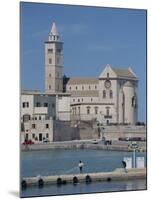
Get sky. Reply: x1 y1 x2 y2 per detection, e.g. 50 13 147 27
20 2 146 122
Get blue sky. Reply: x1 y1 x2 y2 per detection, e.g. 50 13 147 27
20 2 146 122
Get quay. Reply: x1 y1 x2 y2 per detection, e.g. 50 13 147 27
21 140 146 152
21 168 146 188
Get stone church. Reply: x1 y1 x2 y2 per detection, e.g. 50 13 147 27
45 22 138 125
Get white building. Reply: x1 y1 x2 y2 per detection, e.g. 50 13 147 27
66 65 138 125
21 90 71 143
21 22 139 143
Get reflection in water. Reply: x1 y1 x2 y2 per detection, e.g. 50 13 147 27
21 179 146 197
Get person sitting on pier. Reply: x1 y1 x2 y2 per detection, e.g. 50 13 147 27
78 160 84 173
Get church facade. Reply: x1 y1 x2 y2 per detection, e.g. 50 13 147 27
44 22 138 125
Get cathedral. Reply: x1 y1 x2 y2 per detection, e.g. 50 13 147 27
21 22 139 143
44 22 138 125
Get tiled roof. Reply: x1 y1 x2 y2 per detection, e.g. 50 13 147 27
112 68 137 78
67 77 99 85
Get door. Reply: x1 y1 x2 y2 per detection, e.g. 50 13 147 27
39 133 43 141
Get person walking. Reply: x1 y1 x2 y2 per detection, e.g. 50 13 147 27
78 160 84 173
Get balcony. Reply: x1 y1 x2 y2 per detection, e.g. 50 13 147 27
34 107 48 115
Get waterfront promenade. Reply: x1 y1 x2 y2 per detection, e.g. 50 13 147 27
21 139 146 152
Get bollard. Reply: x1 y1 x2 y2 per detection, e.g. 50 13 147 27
38 178 44 187
21 180 27 189
73 176 78 184
85 175 92 184
107 177 111 182
57 177 62 186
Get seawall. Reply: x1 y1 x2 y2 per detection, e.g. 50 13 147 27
21 168 146 187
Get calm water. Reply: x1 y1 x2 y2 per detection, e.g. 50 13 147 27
21 149 146 197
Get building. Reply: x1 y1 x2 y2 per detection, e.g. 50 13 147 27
21 22 139 143
67 65 138 125
21 90 71 143
44 22 138 125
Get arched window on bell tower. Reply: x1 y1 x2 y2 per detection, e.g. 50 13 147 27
103 90 106 98
110 90 113 98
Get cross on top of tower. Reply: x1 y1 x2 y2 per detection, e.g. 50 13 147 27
49 22 59 41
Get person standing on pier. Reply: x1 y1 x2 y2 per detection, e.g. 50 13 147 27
78 160 84 173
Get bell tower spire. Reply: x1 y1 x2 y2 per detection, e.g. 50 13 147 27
49 22 60 41
45 22 63 93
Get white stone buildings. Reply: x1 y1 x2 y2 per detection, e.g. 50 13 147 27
68 65 138 125
21 22 139 143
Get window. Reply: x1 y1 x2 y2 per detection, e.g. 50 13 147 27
106 107 110 116
46 124 49 128
73 99 75 102
39 116 41 120
78 107 80 114
36 102 41 107
39 133 43 141
52 103 55 108
75 107 77 115
48 48 53 53
132 96 137 107
103 90 106 98
76 86 78 90
69 86 71 90
95 107 98 115
32 124 36 129
49 85 51 89
44 102 48 107
110 90 113 98
49 73 51 77
23 114 30 122
95 85 97 90
89 86 91 90
34 117 37 120
25 134 28 140
46 133 49 138
32 134 35 139
49 58 52 64
87 106 90 115
91 98 93 102
82 98 83 102
78 99 80 102
22 102 29 108
57 49 61 53
107 73 109 78
82 86 84 90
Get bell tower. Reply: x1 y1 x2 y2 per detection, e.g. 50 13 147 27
45 22 63 93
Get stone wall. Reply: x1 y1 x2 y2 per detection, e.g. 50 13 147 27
53 120 80 141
